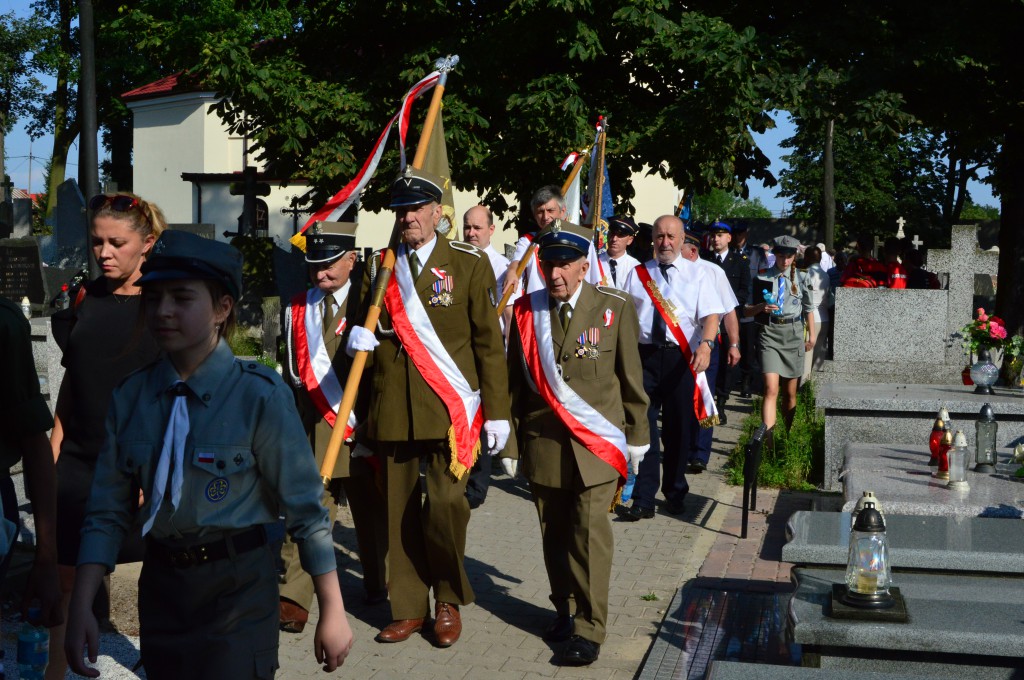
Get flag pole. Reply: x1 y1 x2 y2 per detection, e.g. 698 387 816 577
494 150 588 316
585 116 608 230
319 55 460 484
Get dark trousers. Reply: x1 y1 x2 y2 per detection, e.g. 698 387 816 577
715 328 736 400
0 475 18 581
632 345 694 510
465 441 492 509
690 342 719 465
738 321 761 393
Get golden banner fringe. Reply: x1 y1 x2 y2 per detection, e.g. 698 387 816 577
446 424 480 481
699 414 720 429
608 485 623 513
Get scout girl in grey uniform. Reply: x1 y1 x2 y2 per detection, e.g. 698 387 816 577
64 231 352 679
745 235 816 433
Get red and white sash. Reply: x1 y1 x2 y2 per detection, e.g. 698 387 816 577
384 248 483 479
289 289 358 437
514 290 628 479
634 263 719 428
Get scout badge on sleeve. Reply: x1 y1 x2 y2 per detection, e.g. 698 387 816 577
430 268 454 307
576 327 600 359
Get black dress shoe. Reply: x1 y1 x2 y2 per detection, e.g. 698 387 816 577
665 497 686 515
561 635 600 666
541 614 574 642
718 410 728 426
688 460 706 474
618 505 655 522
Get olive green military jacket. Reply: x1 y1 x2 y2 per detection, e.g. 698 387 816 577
507 283 650 489
361 239 510 443
285 278 368 479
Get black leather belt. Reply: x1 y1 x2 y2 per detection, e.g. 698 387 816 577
148 525 267 569
768 315 802 325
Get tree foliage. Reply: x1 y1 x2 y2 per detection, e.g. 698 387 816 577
691 188 771 224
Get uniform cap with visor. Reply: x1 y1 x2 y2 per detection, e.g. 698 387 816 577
389 167 444 208
772 234 801 255
136 230 243 300
537 220 592 262
305 221 357 264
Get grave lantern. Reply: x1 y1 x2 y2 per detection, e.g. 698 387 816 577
974 403 998 473
947 430 970 489
841 502 895 609
970 347 998 395
928 414 945 467
935 427 953 480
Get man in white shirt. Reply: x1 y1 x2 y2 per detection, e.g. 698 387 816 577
617 216 726 519
461 204 510 509
597 216 642 289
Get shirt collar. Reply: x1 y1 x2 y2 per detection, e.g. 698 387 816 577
329 281 351 308
406 233 438 264
557 281 585 310
148 338 235 407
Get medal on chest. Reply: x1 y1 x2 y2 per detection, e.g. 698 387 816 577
575 327 600 359
429 269 454 307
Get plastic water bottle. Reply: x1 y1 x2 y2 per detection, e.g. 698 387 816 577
17 610 48 680
621 470 636 503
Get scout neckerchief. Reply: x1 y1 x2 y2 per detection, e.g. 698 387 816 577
143 381 189 536
634 262 719 428
513 288 628 480
384 244 483 480
288 287 357 436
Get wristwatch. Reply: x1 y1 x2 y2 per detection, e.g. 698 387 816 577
729 343 739 348
702 339 714 349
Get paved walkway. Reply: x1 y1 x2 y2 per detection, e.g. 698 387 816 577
2 396 808 679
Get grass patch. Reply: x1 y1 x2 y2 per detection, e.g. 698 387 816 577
640 592 659 602
725 381 823 491
228 333 279 369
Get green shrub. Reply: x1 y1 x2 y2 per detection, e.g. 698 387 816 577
725 381 823 490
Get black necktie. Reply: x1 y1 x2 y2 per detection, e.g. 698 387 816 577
651 264 671 344
609 259 617 285
717 253 724 265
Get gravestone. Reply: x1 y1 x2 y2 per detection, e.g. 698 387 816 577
0 176 13 238
12 197 33 239
38 179 88 270
0 238 47 308
820 224 997 385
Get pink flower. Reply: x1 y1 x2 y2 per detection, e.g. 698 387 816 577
977 309 989 322
991 325 1007 340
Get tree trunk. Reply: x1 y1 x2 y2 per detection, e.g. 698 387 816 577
822 118 835 249
942 137 958 224
995 128 1024 336
43 0 76 223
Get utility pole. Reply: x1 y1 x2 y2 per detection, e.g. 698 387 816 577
79 0 100 276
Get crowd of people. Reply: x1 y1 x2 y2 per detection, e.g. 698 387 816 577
1 176 945 678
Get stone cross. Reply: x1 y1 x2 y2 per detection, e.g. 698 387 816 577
0 175 13 202
896 216 906 239
911 234 923 250
925 225 999 368
873 235 884 258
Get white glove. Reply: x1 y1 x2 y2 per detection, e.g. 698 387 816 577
350 442 373 459
501 458 518 478
346 326 379 357
483 420 511 456
627 444 650 476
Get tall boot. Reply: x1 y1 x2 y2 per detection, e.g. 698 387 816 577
715 393 728 426
739 376 751 399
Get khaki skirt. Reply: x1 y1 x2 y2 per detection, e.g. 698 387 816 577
758 320 805 379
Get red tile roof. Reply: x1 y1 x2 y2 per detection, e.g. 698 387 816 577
121 72 206 101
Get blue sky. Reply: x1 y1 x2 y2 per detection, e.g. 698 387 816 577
3 0 997 213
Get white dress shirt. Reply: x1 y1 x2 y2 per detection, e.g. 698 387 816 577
621 256 728 348
598 251 641 289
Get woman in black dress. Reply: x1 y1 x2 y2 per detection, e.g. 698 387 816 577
47 193 165 678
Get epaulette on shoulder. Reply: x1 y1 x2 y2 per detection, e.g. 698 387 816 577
449 240 482 258
237 359 280 385
596 286 628 303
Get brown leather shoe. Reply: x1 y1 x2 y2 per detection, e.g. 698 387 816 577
433 602 462 647
279 598 309 634
375 618 425 643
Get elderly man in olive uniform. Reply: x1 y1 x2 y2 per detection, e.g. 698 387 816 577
279 221 388 633
505 221 649 666
347 168 510 649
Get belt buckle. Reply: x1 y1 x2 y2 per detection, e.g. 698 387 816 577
169 549 194 568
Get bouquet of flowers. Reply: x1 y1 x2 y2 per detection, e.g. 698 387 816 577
960 308 1007 355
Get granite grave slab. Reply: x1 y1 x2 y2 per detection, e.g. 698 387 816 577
788 567 1024 677
0 237 47 307
840 443 1023 517
783 511 1024 572
706 660 905 680
816 381 1024 491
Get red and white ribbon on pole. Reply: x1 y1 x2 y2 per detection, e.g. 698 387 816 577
299 71 441 232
